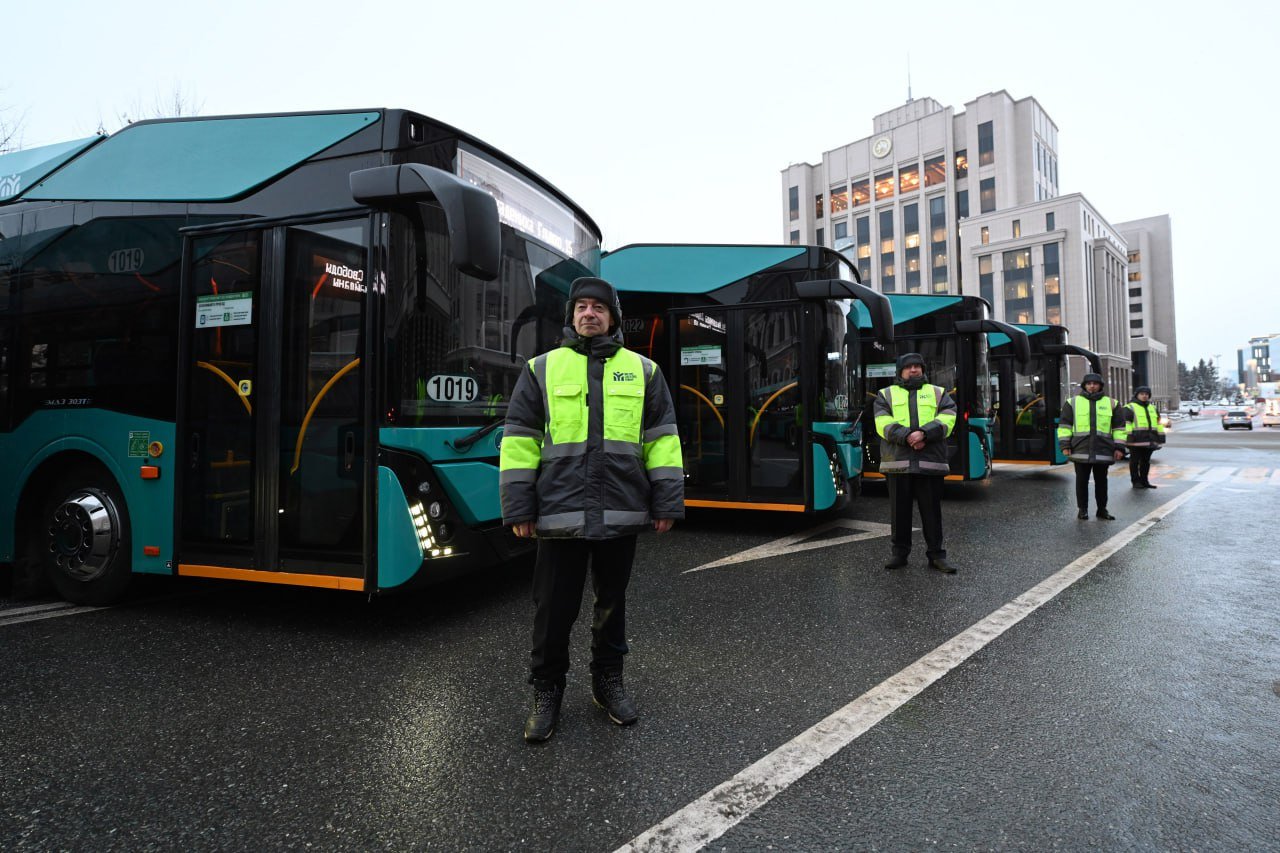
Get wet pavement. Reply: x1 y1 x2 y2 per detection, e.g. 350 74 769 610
2 422 1277 851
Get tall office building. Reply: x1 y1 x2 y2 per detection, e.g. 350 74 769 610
779 90 1179 401
1238 333 1279 391
1116 215 1178 408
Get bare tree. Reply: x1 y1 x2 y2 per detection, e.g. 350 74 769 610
113 83 204 131
1 94 24 153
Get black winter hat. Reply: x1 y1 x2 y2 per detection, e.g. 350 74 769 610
1081 372 1105 389
896 352 925 375
564 277 623 328
1134 385 1152 396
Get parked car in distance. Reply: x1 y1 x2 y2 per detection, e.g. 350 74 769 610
1222 410 1253 430
1262 399 1280 428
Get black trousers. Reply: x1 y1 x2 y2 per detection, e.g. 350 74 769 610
885 474 945 560
1129 447 1154 484
1074 462 1110 510
529 535 636 687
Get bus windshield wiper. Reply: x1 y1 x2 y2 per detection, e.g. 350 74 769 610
450 417 503 452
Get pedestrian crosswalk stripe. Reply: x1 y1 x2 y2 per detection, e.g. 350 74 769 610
1147 465 1276 486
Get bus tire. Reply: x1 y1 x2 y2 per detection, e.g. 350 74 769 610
40 472 133 606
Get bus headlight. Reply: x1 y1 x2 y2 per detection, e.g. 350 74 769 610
428 501 444 519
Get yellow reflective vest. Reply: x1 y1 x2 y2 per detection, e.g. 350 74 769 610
1057 394 1125 463
499 332 684 539
1122 401 1166 448
873 382 957 475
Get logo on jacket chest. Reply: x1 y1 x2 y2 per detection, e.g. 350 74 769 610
612 371 637 382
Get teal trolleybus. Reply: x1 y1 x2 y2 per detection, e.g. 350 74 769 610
853 294 1029 482
988 324 1100 465
0 108 600 604
600 243 892 514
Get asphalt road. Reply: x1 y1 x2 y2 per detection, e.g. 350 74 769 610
2 421 1278 851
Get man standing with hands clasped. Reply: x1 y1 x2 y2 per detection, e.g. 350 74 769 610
874 352 958 574
1057 372 1126 520
499 277 684 744
1123 385 1166 489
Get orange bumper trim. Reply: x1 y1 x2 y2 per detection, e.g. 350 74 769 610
178 564 364 591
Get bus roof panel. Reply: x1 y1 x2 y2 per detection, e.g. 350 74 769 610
990 324 1053 348
851 293 962 329
23 112 380 202
602 244 807 294
0 137 101 203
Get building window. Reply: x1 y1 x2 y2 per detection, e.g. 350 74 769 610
833 220 849 242
816 227 824 246
955 150 968 179
1128 271 1142 281
855 216 871 283
980 226 989 245
979 254 993 306
1128 250 1140 263
956 190 969 219
874 172 895 201
879 209 895 292
929 195 947 292
924 155 946 187
904 203 921 293
815 194 824 219
978 121 994 166
1002 248 1032 324
1046 211 1055 231
979 177 995 213
899 164 920 195
789 186 799 221
830 186 849 215
851 178 871 207
1129 287 1142 298
1012 219 1021 238
1044 242 1061 326
789 230 800 245
1130 319 1143 329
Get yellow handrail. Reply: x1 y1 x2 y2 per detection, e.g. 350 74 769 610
749 382 798 446
290 358 361 475
196 361 252 415
679 384 724 428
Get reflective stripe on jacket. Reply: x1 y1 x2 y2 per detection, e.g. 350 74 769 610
1122 401 1165 447
499 335 684 539
873 382 957 475
1056 394 1125 463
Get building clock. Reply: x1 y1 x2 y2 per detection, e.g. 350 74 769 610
872 136 892 158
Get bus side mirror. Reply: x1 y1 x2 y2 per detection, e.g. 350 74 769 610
350 163 501 281
795 279 894 347
955 318 1031 368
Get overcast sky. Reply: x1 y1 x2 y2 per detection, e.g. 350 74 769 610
4 0 1275 370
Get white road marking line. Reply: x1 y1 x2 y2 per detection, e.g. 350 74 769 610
618 481 1212 853
0 604 109 627
1200 466 1236 482
685 519 895 572
0 601 80 618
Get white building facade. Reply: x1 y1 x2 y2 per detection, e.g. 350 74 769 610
1116 214 1178 408
779 89 1175 402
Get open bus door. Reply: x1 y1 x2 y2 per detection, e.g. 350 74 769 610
954 318 1029 473
989 327 1099 464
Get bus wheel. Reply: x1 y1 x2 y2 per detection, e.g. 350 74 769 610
41 474 133 606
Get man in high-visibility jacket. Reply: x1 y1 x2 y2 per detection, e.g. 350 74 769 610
874 352 958 574
1057 372 1126 520
499 277 684 743
1123 385 1166 489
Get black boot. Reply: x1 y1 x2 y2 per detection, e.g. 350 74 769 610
1077 509 1089 520
884 554 909 570
1096 509 1116 520
1143 481 1158 489
524 682 563 743
592 671 638 726
929 556 958 574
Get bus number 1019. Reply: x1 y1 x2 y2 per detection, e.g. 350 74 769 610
426 375 479 403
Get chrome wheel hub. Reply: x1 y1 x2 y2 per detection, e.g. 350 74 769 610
47 490 120 582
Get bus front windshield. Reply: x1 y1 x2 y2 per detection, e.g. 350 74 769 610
383 207 600 427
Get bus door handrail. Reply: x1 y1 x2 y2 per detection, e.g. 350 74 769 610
196 361 252 415
679 385 725 428
290 357 361 475
749 382 799 447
